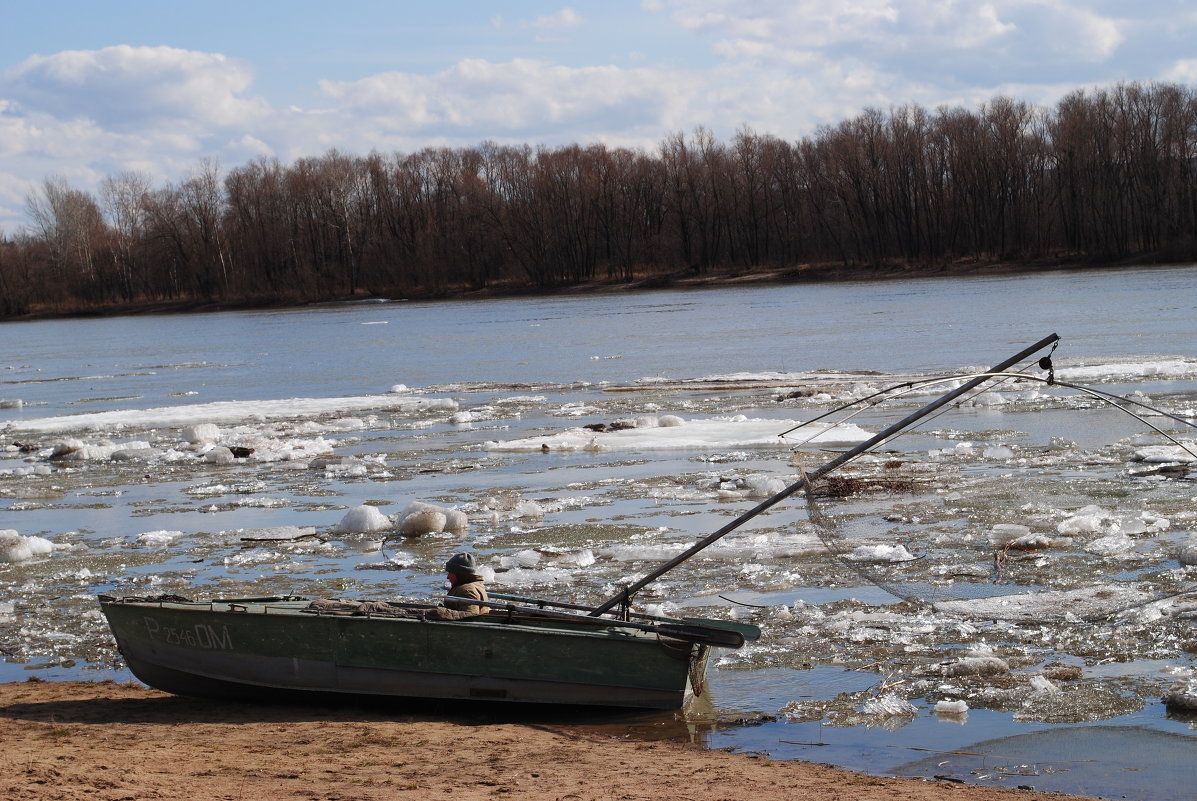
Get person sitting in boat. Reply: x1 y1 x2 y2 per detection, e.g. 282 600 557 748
444 552 488 615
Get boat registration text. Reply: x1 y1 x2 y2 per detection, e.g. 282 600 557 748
142 616 233 650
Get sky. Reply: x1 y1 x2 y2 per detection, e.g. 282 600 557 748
2 0 1196 233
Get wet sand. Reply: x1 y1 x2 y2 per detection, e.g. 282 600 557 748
0 680 1091 801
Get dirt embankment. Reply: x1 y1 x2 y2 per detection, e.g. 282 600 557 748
0 680 1090 801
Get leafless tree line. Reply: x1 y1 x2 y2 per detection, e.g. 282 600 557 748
3 81 1196 318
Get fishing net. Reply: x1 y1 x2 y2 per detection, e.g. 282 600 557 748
783 361 1197 624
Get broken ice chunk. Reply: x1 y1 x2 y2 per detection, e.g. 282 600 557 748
0 530 54 563
933 699 969 715
1163 680 1197 712
845 544 915 562
183 423 221 444
334 505 392 533
861 693 917 717
939 656 1010 677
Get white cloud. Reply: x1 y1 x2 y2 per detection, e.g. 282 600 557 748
526 7 586 29
668 1 901 45
0 170 30 215
1163 59 1197 84
316 58 697 145
2 45 267 131
651 1 1133 80
306 55 956 157
1 2 1195 234
0 45 281 232
998 3 1125 63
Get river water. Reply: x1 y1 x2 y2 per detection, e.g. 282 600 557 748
4 265 1197 798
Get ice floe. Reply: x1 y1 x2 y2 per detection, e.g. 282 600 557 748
183 423 221 444
1132 443 1197 463
934 585 1158 621
933 699 969 715
1162 680 1197 712
3 393 459 434
470 497 546 525
396 501 469 535
133 530 185 548
695 472 791 499
217 525 320 545
485 415 870 453
989 524 1055 550
0 530 54 563
845 544 917 562
1055 359 1197 383
333 505 392 533
48 438 154 461
1055 505 1171 536
860 693 917 718
939 656 1010 677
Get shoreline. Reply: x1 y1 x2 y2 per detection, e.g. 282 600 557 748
0 679 1090 801
4 256 1185 323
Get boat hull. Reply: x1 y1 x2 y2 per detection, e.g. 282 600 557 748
100 597 708 710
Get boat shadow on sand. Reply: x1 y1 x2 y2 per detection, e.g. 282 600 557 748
1 679 711 740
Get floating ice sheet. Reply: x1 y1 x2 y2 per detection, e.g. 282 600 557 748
1056 359 1197 383
3 394 459 434
485 416 870 452
934 585 1158 621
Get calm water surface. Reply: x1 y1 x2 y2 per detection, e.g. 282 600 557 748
6 264 1196 415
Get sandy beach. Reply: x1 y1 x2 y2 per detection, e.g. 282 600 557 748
0 680 1092 801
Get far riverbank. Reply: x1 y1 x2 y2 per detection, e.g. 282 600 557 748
3 254 1181 323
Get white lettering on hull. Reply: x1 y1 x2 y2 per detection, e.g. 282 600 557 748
142 616 233 650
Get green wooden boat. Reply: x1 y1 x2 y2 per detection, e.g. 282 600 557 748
98 593 752 710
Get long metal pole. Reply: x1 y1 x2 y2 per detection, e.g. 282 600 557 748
589 333 1061 616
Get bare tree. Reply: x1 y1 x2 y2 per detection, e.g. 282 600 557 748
25 176 110 304
11 80 1197 320
178 159 230 300
100 170 153 301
